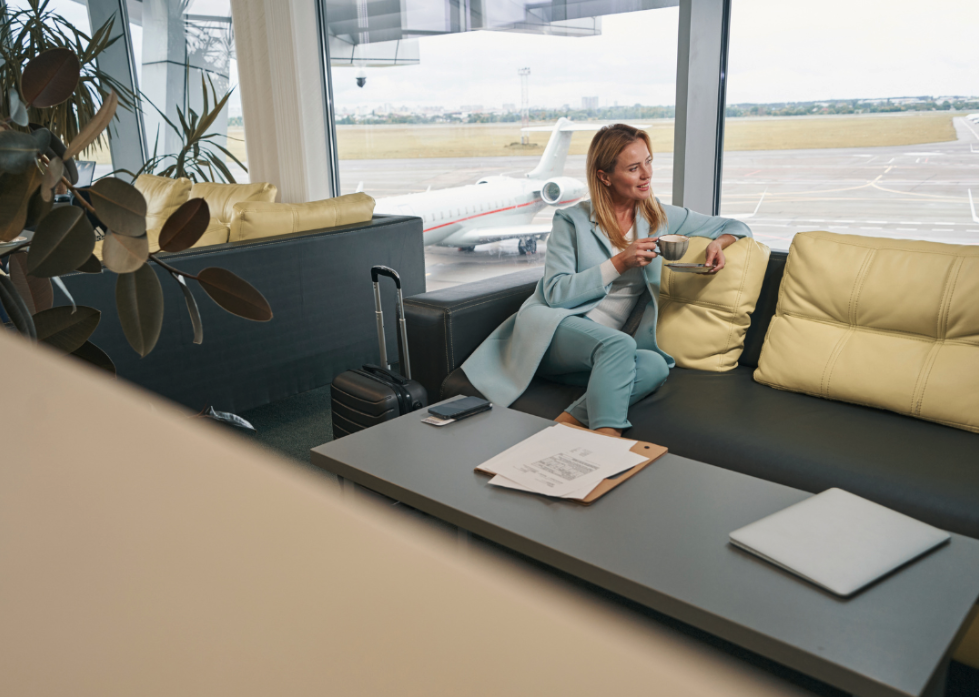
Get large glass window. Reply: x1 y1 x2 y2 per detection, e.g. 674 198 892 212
131 0 247 183
6 0 247 182
326 1 679 289
720 0 979 252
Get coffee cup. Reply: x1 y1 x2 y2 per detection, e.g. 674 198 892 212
656 234 689 262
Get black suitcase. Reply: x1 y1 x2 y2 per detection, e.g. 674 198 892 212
330 266 428 438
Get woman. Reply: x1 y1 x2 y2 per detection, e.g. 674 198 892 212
461 124 752 436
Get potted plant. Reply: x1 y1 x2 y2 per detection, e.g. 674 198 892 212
1 26 271 373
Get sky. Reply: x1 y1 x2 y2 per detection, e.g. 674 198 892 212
332 0 978 111
10 0 978 116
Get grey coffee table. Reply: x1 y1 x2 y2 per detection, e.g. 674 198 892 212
311 401 979 697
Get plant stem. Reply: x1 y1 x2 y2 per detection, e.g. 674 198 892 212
148 253 198 281
62 178 98 214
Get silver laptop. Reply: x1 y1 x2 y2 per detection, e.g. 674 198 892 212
729 488 950 597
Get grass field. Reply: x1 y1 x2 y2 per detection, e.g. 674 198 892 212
330 111 958 160
80 111 959 166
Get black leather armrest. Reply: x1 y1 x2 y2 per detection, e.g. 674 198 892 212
404 268 544 403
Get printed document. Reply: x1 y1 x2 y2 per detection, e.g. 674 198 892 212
479 425 645 499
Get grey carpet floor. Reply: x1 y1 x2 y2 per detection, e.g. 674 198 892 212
238 384 334 463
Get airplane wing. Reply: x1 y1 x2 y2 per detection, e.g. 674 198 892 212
440 224 552 246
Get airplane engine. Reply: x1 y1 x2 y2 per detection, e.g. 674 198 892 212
539 177 587 206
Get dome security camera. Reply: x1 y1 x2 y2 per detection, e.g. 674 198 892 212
356 69 367 88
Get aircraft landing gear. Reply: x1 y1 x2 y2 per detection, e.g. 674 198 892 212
458 246 476 252
518 238 537 255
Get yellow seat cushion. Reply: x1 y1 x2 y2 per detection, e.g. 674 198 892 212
754 231 979 432
228 193 376 243
134 174 191 251
657 236 770 371
954 606 979 669
189 182 278 225
191 220 230 248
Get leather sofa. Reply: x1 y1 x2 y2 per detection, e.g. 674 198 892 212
404 253 979 542
64 214 424 414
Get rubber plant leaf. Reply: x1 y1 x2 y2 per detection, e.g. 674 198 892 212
40 156 64 202
26 205 96 278
20 48 81 108
71 341 116 375
76 254 103 274
116 263 164 357
196 267 272 322
33 305 100 354
0 168 42 242
0 272 37 339
0 130 41 174
172 272 203 344
9 90 29 127
8 252 53 315
64 89 118 160
158 198 210 252
88 178 147 237
101 230 148 274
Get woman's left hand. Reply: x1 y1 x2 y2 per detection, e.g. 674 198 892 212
704 241 727 274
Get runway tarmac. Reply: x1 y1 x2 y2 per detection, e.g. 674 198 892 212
345 116 979 290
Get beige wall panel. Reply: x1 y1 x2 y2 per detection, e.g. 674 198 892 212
0 331 808 697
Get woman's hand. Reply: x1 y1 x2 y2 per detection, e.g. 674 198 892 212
704 239 729 274
612 237 659 273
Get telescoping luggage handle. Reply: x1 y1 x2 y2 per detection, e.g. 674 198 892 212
371 265 412 380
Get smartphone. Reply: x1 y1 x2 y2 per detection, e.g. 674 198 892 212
428 396 492 420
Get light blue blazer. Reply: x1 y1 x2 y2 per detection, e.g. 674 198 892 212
461 200 752 406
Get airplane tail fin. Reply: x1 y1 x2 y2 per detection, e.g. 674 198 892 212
523 119 651 181
525 117 575 181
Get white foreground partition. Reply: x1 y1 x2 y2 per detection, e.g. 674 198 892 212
0 328 811 697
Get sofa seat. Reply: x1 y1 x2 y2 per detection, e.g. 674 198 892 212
411 258 979 539
442 360 979 541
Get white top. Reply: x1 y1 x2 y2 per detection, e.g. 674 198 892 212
586 226 647 330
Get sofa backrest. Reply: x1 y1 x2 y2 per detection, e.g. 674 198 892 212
739 250 788 368
404 251 791 403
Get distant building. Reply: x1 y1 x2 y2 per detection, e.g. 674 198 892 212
582 96 599 110
461 104 484 113
502 103 516 113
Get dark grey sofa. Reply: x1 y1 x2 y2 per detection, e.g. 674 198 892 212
404 253 979 541
62 215 424 414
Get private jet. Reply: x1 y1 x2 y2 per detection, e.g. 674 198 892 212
373 118 600 254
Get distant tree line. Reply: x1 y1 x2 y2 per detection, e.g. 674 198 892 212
335 97 978 126
726 97 979 118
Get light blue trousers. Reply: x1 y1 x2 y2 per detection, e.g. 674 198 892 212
537 315 670 430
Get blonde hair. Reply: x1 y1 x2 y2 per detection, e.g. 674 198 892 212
586 124 666 250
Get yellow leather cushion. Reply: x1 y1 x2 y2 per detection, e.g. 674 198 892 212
657 236 770 371
754 231 979 432
192 220 230 248
229 193 376 243
134 174 191 250
189 182 278 224
954 606 979 669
